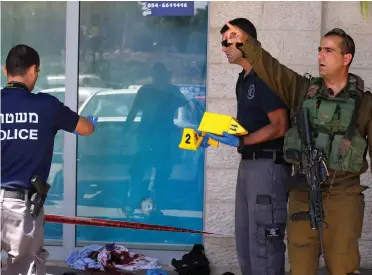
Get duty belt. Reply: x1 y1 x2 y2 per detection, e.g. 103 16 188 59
1 189 34 201
241 151 287 164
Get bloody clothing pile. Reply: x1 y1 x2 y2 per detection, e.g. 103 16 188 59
66 243 160 272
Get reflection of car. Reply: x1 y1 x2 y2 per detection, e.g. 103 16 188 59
38 74 110 107
39 86 109 108
45 74 106 88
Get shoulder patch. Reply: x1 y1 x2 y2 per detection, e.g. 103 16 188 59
307 84 319 98
247 84 255 100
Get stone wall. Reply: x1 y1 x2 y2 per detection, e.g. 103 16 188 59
204 1 372 274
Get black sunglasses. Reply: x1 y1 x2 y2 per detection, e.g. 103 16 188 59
221 40 233 47
329 28 351 54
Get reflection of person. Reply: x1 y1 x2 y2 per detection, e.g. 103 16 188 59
221 22 372 274
203 18 291 275
125 62 188 213
1 44 98 275
126 62 188 132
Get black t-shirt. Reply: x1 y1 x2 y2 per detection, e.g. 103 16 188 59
1 82 80 190
236 69 289 154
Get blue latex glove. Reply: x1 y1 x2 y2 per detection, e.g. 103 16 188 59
146 269 168 275
88 115 98 127
73 115 98 135
200 135 211 148
191 128 210 149
205 131 239 147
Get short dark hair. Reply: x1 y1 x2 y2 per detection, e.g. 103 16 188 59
324 28 355 66
220 18 257 39
5 44 40 76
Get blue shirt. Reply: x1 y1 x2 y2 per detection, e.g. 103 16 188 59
1 82 79 190
236 69 289 153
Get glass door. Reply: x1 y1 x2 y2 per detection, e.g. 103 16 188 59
74 1 209 264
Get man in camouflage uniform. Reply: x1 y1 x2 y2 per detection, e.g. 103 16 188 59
217 23 372 274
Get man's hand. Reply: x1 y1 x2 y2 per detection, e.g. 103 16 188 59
191 128 211 149
200 134 211 149
205 132 239 148
222 22 249 44
73 115 98 136
86 116 98 128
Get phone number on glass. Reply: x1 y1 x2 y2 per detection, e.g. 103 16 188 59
144 2 189 8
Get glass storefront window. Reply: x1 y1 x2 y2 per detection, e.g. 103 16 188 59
76 1 208 248
1 2 67 244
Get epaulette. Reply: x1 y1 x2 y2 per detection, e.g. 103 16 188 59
364 87 372 95
349 73 365 96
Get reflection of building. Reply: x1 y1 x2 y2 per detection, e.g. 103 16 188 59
2 1 372 273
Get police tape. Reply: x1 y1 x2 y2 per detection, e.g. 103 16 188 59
44 214 226 236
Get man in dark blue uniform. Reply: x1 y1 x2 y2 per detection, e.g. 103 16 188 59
205 18 292 275
1 44 98 275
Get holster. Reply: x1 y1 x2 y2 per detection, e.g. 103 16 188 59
29 193 47 217
29 175 50 217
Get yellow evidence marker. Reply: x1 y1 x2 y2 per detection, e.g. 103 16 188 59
179 128 219 151
198 112 248 136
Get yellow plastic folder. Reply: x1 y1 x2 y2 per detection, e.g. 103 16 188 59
179 112 248 151
198 112 248 136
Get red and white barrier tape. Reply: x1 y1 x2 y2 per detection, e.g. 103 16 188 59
45 214 226 236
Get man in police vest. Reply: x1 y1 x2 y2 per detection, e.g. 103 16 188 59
1 44 98 275
204 18 292 275
212 23 372 274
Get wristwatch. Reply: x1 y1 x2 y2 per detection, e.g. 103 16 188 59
237 135 246 153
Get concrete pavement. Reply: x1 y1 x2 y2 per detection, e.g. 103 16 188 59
21 265 372 275
2 263 372 274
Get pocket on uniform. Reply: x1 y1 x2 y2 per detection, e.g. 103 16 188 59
273 201 288 225
339 102 354 131
287 192 316 247
283 127 302 165
3 198 28 217
328 133 367 173
328 134 343 171
315 100 337 125
342 134 367 173
254 195 273 225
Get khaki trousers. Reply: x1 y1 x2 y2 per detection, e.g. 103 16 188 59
1 189 49 275
287 184 365 275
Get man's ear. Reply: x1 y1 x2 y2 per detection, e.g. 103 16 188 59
27 65 38 78
344 53 353 66
3 65 8 77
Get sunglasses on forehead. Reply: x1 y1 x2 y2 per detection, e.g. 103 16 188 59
221 40 233 47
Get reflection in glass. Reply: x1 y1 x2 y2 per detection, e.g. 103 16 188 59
76 2 208 248
0 2 67 243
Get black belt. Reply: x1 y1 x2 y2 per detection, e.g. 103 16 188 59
1 189 34 201
241 151 287 164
